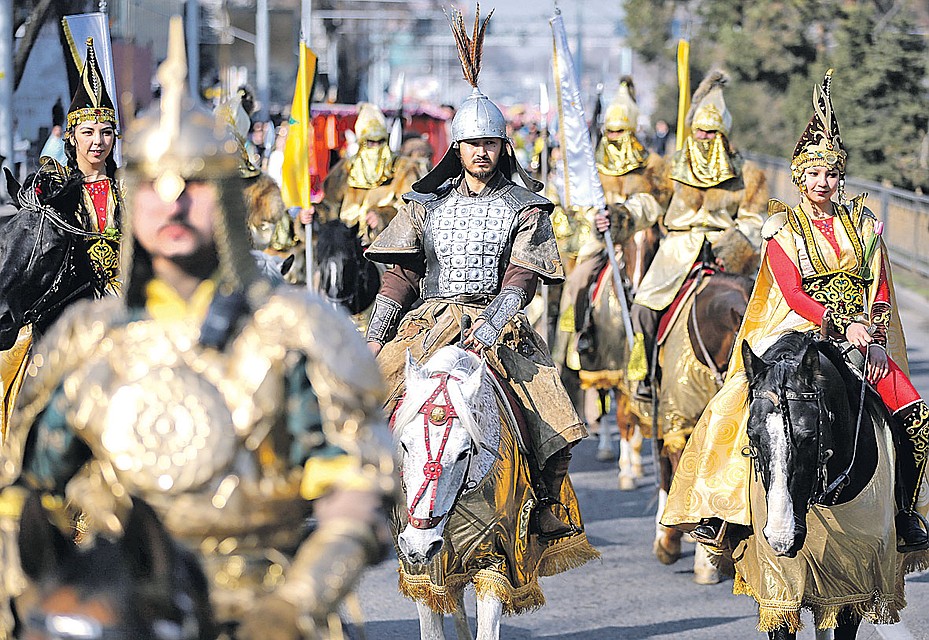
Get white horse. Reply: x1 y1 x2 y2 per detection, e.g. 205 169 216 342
392 345 596 640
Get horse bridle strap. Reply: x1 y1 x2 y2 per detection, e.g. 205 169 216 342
407 372 465 530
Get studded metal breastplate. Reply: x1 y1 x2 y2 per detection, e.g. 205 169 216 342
421 188 520 301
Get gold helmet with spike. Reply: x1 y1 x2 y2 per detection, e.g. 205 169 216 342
122 17 240 203
354 103 390 143
687 70 732 136
604 76 639 132
120 16 258 307
790 69 846 186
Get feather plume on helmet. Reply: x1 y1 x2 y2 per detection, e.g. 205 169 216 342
686 69 732 136
411 4 543 194
790 69 846 186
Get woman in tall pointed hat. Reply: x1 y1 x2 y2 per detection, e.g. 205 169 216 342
662 70 929 623
20 36 122 293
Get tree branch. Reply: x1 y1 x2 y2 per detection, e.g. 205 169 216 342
13 0 57 91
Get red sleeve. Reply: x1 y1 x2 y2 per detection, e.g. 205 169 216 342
767 240 827 326
874 253 889 305
501 264 539 302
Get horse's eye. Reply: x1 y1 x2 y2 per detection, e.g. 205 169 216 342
399 441 409 453
456 449 470 461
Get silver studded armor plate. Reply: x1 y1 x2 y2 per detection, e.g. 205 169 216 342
422 190 520 301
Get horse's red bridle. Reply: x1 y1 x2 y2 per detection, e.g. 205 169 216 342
405 372 466 530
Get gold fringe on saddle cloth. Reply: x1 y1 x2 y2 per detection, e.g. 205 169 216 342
726 415 926 633
394 393 598 616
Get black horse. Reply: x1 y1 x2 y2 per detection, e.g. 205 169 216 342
16 491 215 640
743 331 881 640
313 220 380 315
0 174 106 350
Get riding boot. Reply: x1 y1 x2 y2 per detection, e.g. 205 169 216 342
630 304 662 401
891 401 929 552
534 448 578 541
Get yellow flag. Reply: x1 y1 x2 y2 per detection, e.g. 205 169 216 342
675 39 690 151
281 42 318 209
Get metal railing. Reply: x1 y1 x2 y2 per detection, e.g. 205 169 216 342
746 152 929 278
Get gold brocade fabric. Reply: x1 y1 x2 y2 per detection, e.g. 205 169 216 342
732 416 904 631
802 271 867 329
669 135 740 189
633 162 767 312
595 133 648 177
0 326 33 443
395 403 598 615
377 300 587 466
662 201 908 530
657 291 722 454
346 144 395 190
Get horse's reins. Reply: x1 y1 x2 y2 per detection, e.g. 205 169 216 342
818 341 870 504
406 372 473 530
688 266 748 387
748 343 869 509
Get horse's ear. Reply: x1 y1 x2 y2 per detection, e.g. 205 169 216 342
405 349 425 384
3 167 21 208
741 340 765 384
120 497 176 584
350 221 360 236
18 491 74 583
801 343 821 376
461 361 486 400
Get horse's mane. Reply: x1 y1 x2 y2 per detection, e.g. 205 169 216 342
393 346 495 450
759 331 826 390
314 220 362 262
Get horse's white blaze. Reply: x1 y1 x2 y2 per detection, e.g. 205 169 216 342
395 346 500 565
763 412 796 554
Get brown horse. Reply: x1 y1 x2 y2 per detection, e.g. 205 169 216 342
652 269 753 582
571 224 662 488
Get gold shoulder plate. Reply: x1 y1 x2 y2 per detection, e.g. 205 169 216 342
762 200 790 240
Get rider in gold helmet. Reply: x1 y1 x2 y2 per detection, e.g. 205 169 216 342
0 18 396 640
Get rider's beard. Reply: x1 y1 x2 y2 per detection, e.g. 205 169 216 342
464 157 497 180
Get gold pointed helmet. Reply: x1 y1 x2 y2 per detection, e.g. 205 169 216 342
687 70 732 136
790 69 846 185
604 76 639 132
120 16 257 306
354 103 390 143
122 17 240 202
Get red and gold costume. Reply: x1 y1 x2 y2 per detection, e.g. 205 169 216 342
663 69 928 632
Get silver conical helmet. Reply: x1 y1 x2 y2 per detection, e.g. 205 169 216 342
451 87 507 142
446 5 506 143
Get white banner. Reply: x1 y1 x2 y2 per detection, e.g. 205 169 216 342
550 11 604 210
62 12 122 165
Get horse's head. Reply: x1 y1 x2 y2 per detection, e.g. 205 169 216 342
313 220 379 314
743 334 828 557
393 346 495 564
17 492 214 640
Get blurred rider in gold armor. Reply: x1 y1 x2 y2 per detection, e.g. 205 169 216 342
0 19 395 640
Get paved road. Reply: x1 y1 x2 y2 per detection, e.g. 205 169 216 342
356 285 929 640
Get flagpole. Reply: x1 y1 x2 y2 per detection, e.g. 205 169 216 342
539 81 550 345
301 0 314 290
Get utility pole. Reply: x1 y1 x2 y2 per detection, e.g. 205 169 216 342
0 0 12 200
302 0 312 44
186 0 200 98
256 0 269 120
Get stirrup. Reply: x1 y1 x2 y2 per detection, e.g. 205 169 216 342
896 510 929 553
691 518 728 548
534 499 583 542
